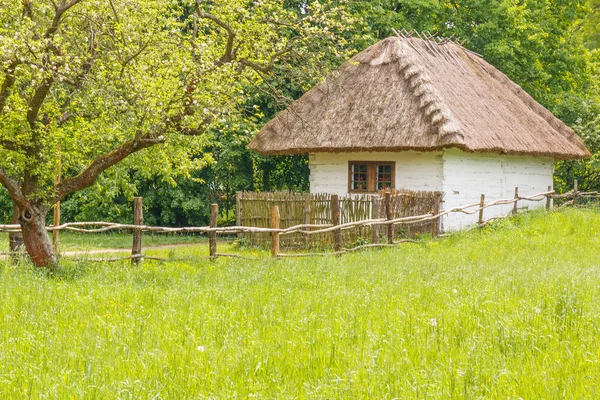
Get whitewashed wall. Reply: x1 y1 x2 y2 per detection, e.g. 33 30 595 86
308 149 554 233
441 149 554 231
309 151 444 196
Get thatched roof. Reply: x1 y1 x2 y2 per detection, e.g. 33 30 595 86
249 36 590 160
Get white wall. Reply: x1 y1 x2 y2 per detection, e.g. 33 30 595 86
309 151 444 196
441 149 554 231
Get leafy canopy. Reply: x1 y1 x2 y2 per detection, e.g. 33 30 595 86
0 0 352 207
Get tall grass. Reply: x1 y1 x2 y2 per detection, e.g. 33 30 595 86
0 208 599 398
0 231 205 252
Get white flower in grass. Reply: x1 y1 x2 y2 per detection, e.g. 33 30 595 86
197 345 205 352
430 318 437 327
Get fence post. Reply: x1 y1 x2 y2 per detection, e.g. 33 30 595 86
573 179 578 206
235 191 242 239
371 197 380 244
513 187 519 215
52 147 61 253
304 193 311 248
331 194 342 252
132 197 143 264
385 190 393 244
270 205 280 257
546 185 552 211
52 201 61 252
209 203 218 259
478 194 485 225
432 192 441 237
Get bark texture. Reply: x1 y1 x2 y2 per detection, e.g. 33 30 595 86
19 205 57 269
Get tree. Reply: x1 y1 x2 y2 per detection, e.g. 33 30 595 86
0 0 352 268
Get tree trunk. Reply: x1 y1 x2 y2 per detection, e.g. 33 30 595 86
19 205 57 269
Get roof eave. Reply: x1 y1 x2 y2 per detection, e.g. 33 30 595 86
248 144 591 160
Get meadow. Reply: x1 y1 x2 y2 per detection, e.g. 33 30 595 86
0 208 599 399
0 231 204 253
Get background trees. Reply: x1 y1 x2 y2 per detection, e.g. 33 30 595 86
0 0 598 250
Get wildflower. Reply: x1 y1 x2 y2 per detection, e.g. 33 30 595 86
430 318 437 327
197 345 205 352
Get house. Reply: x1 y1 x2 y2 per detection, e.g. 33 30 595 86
248 35 590 231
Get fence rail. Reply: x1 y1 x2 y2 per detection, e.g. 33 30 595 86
2 185 599 263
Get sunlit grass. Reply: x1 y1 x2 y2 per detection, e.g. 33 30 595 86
0 231 207 252
0 208 599 398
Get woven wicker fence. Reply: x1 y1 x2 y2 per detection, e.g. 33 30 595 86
236 190 442 248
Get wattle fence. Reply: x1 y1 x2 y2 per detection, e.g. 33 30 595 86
0 182 598 263
235 190 442 248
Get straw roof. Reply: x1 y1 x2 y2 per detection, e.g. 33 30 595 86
249 36 590 160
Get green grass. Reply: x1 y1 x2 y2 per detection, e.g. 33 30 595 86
0 231 206 252
1 208 599 398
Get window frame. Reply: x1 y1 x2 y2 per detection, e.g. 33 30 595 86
348 161 396 193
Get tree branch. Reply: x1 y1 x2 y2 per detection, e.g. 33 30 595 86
54 136 165 201
27 76 54 128
26 1 83 128
0 139 24 152
22 0 35 20
239 40 299 73
119 39 151 78
195 4 298 74
0 60 20 112
196 7 236 65
0 168 27 208
46 0 84 38
56 24 98 126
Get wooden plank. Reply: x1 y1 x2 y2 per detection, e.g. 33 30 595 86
513 187 519 214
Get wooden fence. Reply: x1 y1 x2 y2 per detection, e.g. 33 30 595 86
1 182 598 264
236 190 442 248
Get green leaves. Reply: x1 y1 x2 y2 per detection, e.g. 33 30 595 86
0 0 354 209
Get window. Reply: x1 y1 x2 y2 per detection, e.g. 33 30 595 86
348 161 395 192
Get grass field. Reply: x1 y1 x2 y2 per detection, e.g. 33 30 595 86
0 230 205 252
0 208 599 398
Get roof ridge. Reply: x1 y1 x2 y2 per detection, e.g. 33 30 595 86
393 40 464 145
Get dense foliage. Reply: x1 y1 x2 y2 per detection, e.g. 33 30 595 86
1 0 598 228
